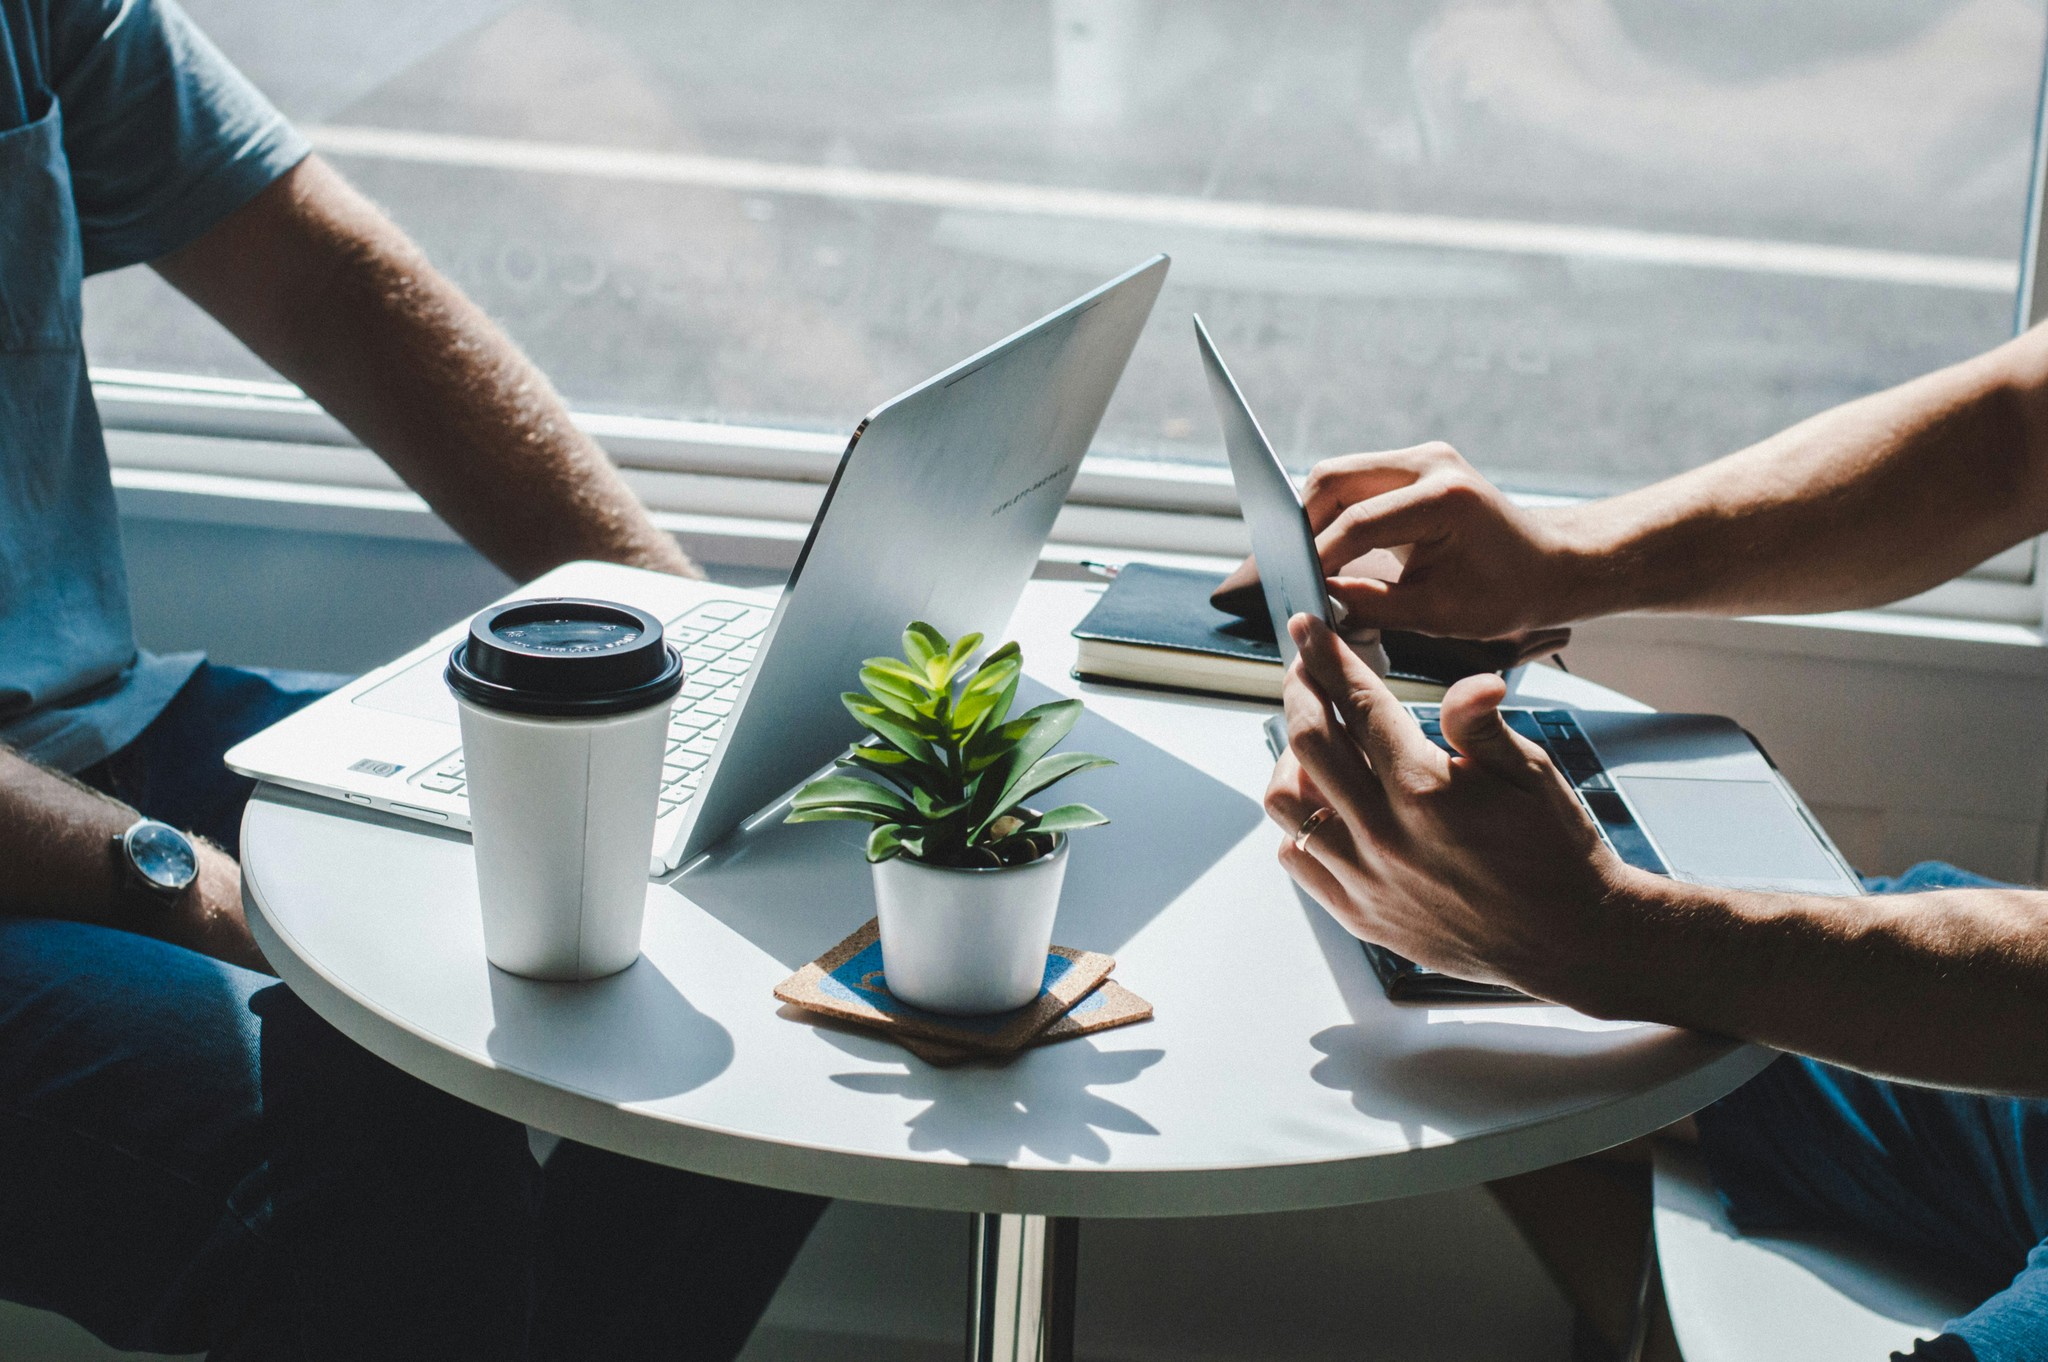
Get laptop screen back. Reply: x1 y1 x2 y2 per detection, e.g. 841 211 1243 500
1194 316 1330 668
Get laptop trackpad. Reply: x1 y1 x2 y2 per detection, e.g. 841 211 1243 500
1615 776 1854 893
354 653 459 725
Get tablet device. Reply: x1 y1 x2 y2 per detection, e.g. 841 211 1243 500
1193 316 1334 669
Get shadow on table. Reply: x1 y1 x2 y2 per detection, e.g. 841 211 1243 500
678 677 1264 969
1291 884 1708 1149
809 1027 1166 1165
484 956 734 1102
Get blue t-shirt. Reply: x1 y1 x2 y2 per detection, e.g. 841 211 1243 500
0 0 306 772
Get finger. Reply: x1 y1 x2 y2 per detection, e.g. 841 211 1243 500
1438 674 1550 789
1262 749 1329 832
1290 613 1446 786
1281 655 1391 834
1313 485 1450 575
1299 446 1450 530
1218 447 1452 618
1302 448 1433 528
1264 751 1375 929
1276 837 1352 920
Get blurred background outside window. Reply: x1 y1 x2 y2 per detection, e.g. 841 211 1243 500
91 0 2048 497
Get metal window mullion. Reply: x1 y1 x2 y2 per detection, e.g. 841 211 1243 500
2018 21 2048 626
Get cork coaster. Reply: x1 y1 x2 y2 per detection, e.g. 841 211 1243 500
895 979 1154 1067
773 918 1114 1056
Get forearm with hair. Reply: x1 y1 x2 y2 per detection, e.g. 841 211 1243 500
154 157 695 584
1576 873 2048 1097
1540 327 2048 621
0 745 150 924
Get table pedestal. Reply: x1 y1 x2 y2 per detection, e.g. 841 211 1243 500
967 1214 1078 1362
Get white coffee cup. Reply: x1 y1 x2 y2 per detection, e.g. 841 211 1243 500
445 598 683 980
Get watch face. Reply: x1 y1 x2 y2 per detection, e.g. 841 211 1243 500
128 822 198 893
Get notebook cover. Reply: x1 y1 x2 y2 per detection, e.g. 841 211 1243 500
774 919 1115 1054
1070 563 1521 688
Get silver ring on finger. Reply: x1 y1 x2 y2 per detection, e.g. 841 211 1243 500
1294 805 1337 852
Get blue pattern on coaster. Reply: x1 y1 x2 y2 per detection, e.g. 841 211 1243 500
816 939 1075 1034
1063 985 1108 1019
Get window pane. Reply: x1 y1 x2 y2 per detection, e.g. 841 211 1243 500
83 0 2044 492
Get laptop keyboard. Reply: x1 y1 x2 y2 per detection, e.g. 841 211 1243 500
1408 705 1669 877
409 600 774 819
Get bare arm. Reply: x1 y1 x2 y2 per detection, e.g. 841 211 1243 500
152 156 696 583
0 748 264 972
1599 874 2048 1096
1268 615 2048 1097
1554 326 2048 619
1218 326 2048 636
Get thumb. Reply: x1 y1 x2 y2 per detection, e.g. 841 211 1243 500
1438 674 1547 788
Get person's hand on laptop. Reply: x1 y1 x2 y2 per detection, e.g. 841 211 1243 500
1263 611 1636 1003
1214 442 1578 650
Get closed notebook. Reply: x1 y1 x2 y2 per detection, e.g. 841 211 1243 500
1071 562 1523 703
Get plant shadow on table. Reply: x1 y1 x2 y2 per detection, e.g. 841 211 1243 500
676 676 1265 969
484 957 735 1102
808 1026 1166 1165
1290 886 1725 1152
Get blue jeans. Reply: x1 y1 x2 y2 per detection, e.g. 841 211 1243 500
1696 862 2048 1362
4 663 824 1360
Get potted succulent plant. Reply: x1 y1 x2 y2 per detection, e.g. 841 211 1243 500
786 623 1113 1015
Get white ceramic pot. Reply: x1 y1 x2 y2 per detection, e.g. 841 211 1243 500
871 836 1069 1015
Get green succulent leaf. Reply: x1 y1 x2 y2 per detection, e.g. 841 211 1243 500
909 785 971 820
943 631 984 674
977 751 1114 837
953 645 1021 737
997 700 1083 773
858 672 930 722
965 713 1037 771
1025 803 1110 834
840 743 911 766
790 774 915 816
842 694 936 763
1009 751 1114 803
786 805 896 825
860 657 936 696
960 702 1078 833
839 746 950 801
864 823 907 861
902 622 946 672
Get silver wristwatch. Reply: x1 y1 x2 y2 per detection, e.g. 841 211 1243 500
111 818 200 903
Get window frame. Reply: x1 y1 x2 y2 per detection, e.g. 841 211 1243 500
92 30 2048 635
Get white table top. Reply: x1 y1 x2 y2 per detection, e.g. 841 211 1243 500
242 579 1770 1218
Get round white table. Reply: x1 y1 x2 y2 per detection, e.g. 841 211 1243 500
242 579 1772 1362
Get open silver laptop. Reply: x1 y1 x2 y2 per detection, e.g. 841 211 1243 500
1193 314 1862 902
227 255 1170 873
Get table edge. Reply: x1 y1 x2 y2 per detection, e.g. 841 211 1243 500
243 794 1774 1218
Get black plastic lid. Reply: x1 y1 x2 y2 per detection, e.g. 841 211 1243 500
445 597 683 717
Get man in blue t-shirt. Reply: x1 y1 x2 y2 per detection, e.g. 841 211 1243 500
0 1 822 1356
